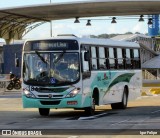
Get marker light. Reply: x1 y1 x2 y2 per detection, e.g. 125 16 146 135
65 88 80 98
23 89 36 98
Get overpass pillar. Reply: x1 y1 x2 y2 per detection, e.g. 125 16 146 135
3 31 23 44
5 39 13 45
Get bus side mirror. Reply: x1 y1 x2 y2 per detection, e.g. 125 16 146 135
15 58 20 67
84 52 90 61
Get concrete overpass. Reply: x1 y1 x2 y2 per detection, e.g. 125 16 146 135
0 0 160 43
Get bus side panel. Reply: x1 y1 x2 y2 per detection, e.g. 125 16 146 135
81 71 110 107
81 77 92 108
90 70 142 105
128 70 142 101
102 70 142 104
89 71 118 105
102 71 127 105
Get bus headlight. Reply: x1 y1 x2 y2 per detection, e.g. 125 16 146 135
23 89 36 98
65 88 80 98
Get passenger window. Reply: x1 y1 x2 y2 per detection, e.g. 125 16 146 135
99 47 106 69
134 49 139 58
105 48 110 69
91 47 97 70
109 48 115 69
117 48 124 69
133 49 140 69
126 49 131 69
131 49 140 69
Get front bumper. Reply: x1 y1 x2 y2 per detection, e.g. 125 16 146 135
22 94 91 109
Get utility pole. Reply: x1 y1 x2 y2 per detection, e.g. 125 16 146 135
50 0 52 37
50 21 53 37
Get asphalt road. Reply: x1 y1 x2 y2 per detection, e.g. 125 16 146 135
0 92 160 137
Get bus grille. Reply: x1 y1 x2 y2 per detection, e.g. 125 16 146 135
38 95 63 98
40 100 60 105
36 87 68 93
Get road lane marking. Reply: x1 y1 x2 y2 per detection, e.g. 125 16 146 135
111 119 130 125
151 110 160 114
6 122 17 125
68 136 79 138
26 118 37 121
78 113 108 120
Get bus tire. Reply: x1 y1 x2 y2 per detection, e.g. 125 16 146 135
111 87 128 109
119 87 128 109
84 98 95 116
39 108 50 116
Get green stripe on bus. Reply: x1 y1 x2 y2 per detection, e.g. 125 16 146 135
108 73 135 90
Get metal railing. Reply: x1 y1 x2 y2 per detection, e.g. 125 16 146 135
143 70 157 80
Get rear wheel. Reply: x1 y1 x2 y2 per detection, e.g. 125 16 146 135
85 98 95 116
39 108 50 116
111 87 128 109
14 83 21 90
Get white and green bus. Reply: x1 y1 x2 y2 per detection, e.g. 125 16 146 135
22 35 142 116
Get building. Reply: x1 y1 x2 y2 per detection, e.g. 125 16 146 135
111 34 157 63
111 34 160 83
111 34 154 50
0 42 5 74
3 43 23 77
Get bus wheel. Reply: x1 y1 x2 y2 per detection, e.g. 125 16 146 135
120 87 128 109
39 108 50 116
85 98 95 116
111 87 128 109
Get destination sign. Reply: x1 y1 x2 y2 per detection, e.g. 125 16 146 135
24 40 79 51
33 42 68 50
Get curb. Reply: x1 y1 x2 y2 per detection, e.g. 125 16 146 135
141 88 154 96
141 87 160 96
141 91 148 96
150 88 160 94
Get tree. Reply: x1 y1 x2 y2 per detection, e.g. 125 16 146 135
90 35 97 38
125 32 133 34
89 32 148 39
135 32 141 34
98 34 109 38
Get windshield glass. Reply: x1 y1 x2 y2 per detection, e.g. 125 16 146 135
23 52 80 86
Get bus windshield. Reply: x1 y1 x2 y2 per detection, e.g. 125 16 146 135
23 52 80 86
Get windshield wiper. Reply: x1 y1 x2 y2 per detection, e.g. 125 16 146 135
35 51 47 64
53 50 66 64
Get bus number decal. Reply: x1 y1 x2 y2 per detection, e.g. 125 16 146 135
30 86 40 92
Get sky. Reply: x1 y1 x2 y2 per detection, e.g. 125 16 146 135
0 0 148 41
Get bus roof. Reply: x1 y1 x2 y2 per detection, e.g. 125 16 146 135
78 37 140 48
24 35 140 49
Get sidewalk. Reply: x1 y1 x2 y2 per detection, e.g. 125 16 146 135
0 90 21 98
0 88 21 93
